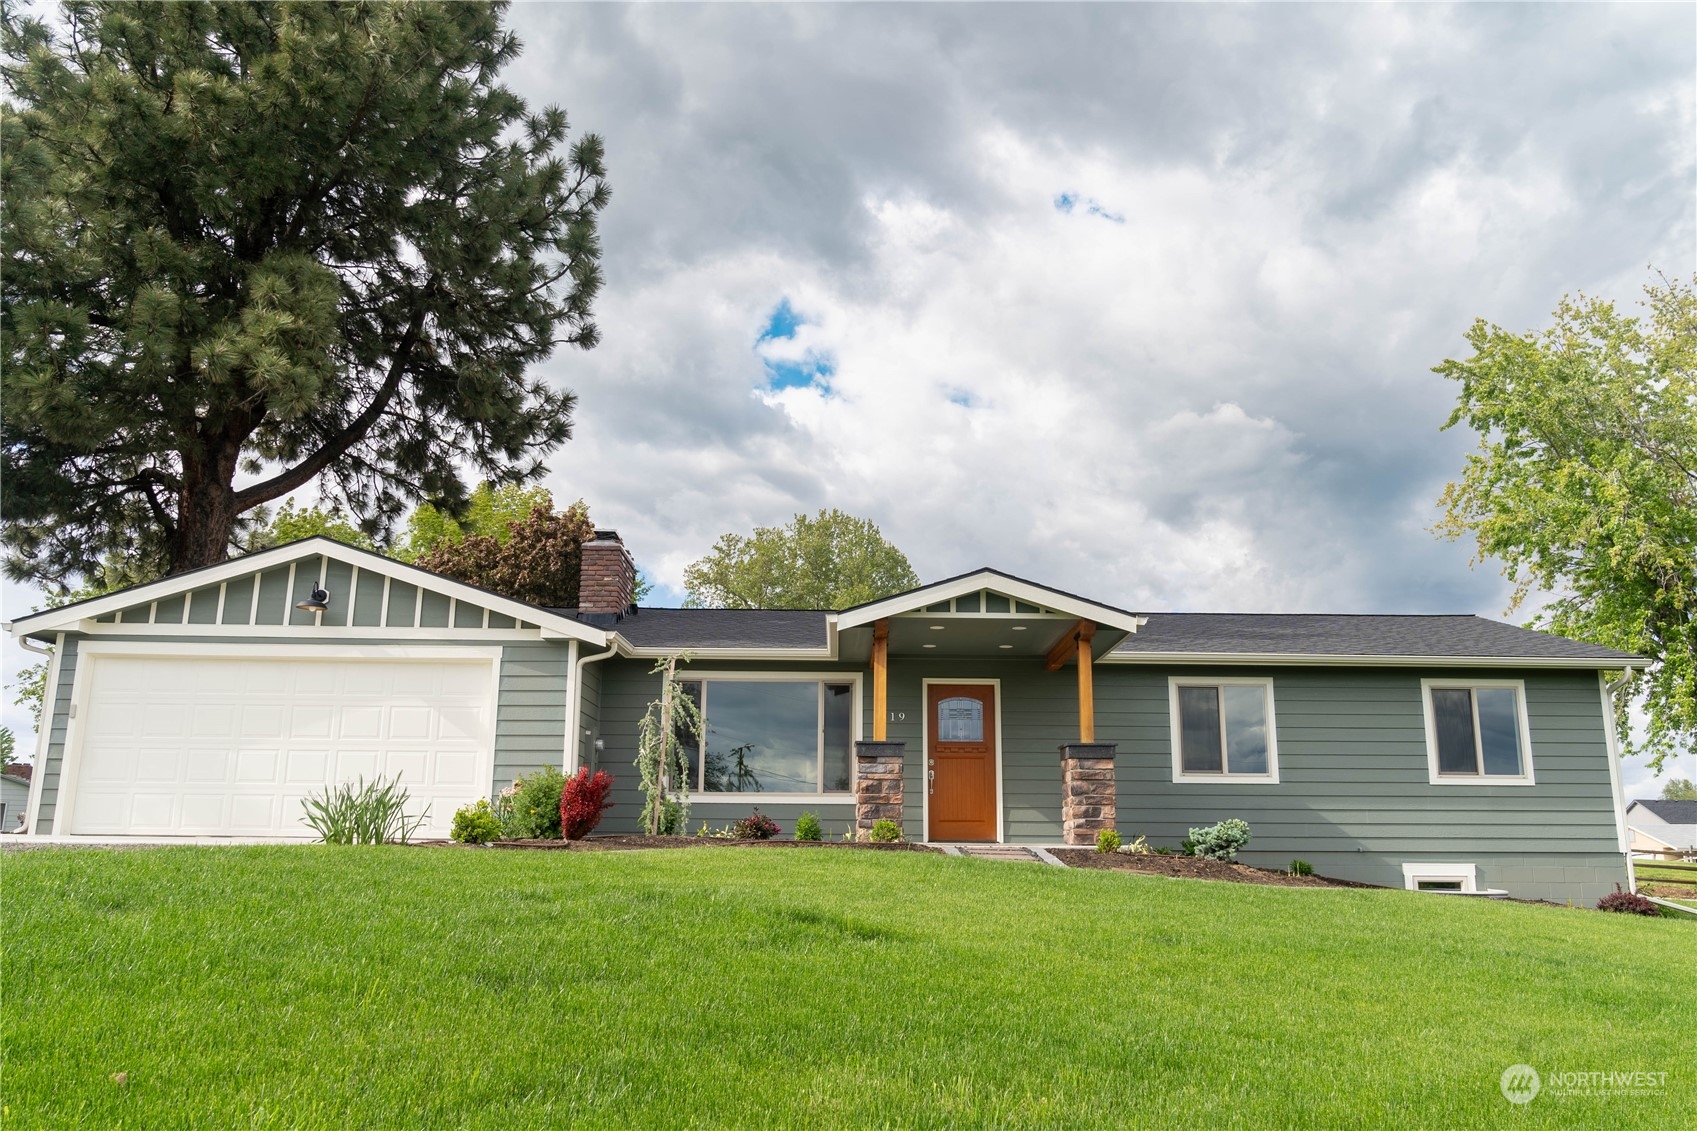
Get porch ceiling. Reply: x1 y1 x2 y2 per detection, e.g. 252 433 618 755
839 615 1130 661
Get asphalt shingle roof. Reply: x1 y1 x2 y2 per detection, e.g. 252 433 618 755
1630 799 1697 826
1109 613 1641 663
568 607 831 650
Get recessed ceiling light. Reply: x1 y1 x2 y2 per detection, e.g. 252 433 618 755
922 643 937 649
929 624 945 631
998 643 1013 649
1010 625 1028 631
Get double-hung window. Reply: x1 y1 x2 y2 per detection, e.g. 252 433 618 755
1421 679 1534 785
675 676 859 796
1169 677 1279 783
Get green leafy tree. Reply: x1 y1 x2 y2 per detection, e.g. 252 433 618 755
2 1 608 585
634 654 701 835
398 483 556 562
0 727 15 769
1435 273 1696 771
1662 777 1697 802
243 500 375 552
683 509 920 610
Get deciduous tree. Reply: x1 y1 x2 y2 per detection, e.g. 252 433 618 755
683 509 920 610
2 1 608 584
414 501 593 607
1435 273 1696 770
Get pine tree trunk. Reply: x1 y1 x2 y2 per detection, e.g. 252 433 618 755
170 442 243 573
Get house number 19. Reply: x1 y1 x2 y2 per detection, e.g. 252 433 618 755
888 711 906 722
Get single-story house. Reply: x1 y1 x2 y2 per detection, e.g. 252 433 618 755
1624 799 1697 860
4 531 1645 903
1 769 31 829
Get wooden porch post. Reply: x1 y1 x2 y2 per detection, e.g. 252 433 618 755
1077 622 1095 743
872 618 889 741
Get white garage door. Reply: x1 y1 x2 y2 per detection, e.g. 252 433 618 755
66 652 497 839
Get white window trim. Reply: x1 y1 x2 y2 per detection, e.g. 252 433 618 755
1167 676 1280 784
678 670 863 803
1402 862 1479 893
920 677 1004 844
1419 677 1536 786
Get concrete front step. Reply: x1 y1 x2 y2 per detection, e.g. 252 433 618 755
937 844 1067 867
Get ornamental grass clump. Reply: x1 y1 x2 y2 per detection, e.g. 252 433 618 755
301 776 429 845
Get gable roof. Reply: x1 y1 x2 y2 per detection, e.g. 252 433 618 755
835 568 1147 635
4 536 609 645
1104 613 1643 666
1627 799 1697 826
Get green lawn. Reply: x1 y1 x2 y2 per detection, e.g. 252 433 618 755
3 847 1691 1130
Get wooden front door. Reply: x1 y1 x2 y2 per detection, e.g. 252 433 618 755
926 683 997 842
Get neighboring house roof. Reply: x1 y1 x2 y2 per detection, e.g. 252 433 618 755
1 772 31 789
2 764 32 783
1627 799 1697 826
1106 613 1641 665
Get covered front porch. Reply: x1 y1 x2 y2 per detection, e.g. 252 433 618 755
832 572 1147 845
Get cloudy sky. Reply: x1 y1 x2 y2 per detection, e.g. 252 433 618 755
3 2 1693 794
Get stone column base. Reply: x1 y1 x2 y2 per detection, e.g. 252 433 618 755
854 740 906 838
1059 742 1118 846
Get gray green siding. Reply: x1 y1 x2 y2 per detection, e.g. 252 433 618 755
32 636 79 835
100 552 534 631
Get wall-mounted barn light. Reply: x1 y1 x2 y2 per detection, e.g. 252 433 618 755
295 587 330 614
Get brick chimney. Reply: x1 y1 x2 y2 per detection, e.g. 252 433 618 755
578 529 635 621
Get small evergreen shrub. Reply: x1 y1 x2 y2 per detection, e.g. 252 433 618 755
560 768 615 840
1596 885 1661 916
730 810 781 840
500 767 567 839
1290 859 1314 877
1187 819 1252 862
1179 837 1197 856
868 819 902 843
1095 829 1122 854
451 798 503 844
794 811 824 841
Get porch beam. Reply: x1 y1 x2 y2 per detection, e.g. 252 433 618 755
1078 627 1095 743
872 618 889 741
1045 618 1096 672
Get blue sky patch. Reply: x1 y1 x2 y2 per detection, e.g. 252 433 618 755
1055 191 1124 224
757 298 835 393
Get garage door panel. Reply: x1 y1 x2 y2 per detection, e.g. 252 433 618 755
68 654 498 838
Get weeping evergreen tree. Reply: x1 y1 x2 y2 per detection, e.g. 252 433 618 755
1 1 609 585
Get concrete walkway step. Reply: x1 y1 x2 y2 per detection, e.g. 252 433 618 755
941 845 1067 867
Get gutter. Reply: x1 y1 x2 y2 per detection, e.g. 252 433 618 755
565 641 620 774
1599 665 1637 886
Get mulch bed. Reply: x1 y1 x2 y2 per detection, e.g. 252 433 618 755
436 835 936 853
1052 848 1372 888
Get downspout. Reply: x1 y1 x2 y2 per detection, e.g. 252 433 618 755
567 640 619 774
1600 665 1636 890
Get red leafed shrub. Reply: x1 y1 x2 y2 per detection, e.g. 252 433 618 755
730 810 780 840
1596 885 1661 916
560 768 614 840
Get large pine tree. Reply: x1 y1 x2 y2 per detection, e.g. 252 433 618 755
2 1 608 583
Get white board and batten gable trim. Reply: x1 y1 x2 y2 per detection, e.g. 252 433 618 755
3 536 609 646
834 570 1148 635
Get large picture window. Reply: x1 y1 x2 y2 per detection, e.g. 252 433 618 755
676 677 857 795
1421 680 1534 785
1168 677 1279 783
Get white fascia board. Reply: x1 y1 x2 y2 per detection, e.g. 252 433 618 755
835 571 1145 634
611 639 837 662
1099 651 1634 669
5 536 608 646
